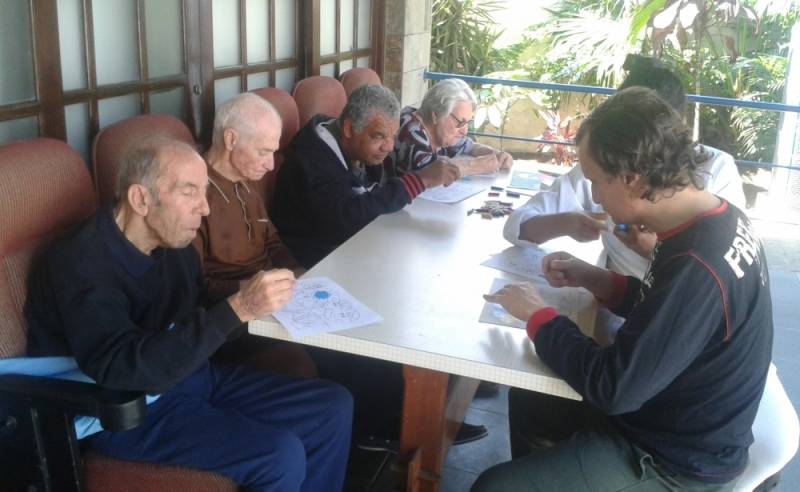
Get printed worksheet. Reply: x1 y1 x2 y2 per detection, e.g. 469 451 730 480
508 170 542 191
272 277 382 339
480 277 583 329
418 180 487 203
481 246 547 280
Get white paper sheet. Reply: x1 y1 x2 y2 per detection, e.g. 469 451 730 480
418 180 487 203
481 246 547 280
480 277 584 329
271 277 382 339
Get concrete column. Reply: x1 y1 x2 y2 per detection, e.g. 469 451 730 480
769 23 800 211
382 0 432 107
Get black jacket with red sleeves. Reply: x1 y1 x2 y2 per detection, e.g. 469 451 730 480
270 115 425 268
532 201 773 483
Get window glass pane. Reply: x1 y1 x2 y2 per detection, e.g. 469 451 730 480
246 0 269 63
213 0 241 67
0 0 36 104
98 94 141 129
145 0 184 78
57 0 88 91
65 103 90 162
275 68 295 93
0 117 38 145
320 63 335 78
274 0 296 60
357 0 371 49
93 0 140 85
320 0 336 56
215 77 241 109
357 56 370 68
150 87 186 120
247 72 270 91
339 59 353 74
340 0 354 53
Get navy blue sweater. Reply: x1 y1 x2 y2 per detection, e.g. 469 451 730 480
26 207 242 394
533 201 772 483
270 115 425 268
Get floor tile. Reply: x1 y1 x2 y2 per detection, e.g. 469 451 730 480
469 385 509 415
441 465 479 492
444 406 511 475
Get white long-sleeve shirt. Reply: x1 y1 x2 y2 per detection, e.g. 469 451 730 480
503 145 746 279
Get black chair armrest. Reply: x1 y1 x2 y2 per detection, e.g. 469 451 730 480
0 374 145 432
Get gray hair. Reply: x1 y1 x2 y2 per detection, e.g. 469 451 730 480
115 137 197 202
212 92 280 148
418 78 477 123
339 85 400 133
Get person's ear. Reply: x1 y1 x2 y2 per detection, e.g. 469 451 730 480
127 184 151 217
623 173 646 198
342 119 354 139
223 128 238 151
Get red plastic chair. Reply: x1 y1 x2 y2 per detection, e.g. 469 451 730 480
251 87 301 206
251 87 300 149
340 67 382 97
292 76 348 127
91 114 196 207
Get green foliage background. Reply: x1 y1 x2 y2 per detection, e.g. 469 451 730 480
430 0 800 169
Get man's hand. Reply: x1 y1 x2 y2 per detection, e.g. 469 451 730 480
495 151 514 170
483 282 548 322
416 160 461 188
228 269 296 322
542 252 614 299
471 153 501 175
614 224 657 259
566 211 608 242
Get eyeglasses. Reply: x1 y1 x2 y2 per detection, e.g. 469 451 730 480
449 113 474 129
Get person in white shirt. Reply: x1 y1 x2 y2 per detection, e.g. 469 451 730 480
503 55 746 280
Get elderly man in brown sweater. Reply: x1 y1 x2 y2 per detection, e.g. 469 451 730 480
193 92 314 376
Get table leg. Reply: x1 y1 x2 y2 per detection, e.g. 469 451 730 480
392 365 479 492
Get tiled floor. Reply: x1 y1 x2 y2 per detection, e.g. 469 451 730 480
344 214 800 491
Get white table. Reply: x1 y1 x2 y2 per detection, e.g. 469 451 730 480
250 171 602 490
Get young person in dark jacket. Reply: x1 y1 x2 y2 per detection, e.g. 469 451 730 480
26 138 353 492
270 84 460 269
473 87 773 491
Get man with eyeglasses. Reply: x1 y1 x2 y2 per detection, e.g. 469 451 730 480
384 78 514 179
193 92 316 377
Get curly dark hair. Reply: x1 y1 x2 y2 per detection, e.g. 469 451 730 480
576 87 703 201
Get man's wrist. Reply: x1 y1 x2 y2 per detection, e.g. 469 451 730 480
227 293 251 323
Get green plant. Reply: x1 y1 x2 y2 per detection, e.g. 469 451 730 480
430 0 505 75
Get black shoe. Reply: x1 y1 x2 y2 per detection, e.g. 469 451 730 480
474 380 500 398
355 422 488 452
354 434 400 453
453 422 488 445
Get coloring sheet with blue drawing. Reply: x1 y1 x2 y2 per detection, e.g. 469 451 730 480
418 179 487 203
272 277 383 339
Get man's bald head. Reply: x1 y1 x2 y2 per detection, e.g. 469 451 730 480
212 93 281 149
116 137 200 202
210 93 283 182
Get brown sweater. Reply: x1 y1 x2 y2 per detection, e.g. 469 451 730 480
193 165 299 304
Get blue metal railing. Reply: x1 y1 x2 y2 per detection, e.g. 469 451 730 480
424 71 800 172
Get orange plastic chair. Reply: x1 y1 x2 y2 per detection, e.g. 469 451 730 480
340 67 382 97
292 76 348 127
91 114 196 207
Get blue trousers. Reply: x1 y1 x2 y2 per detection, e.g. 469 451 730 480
86 363 353 492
